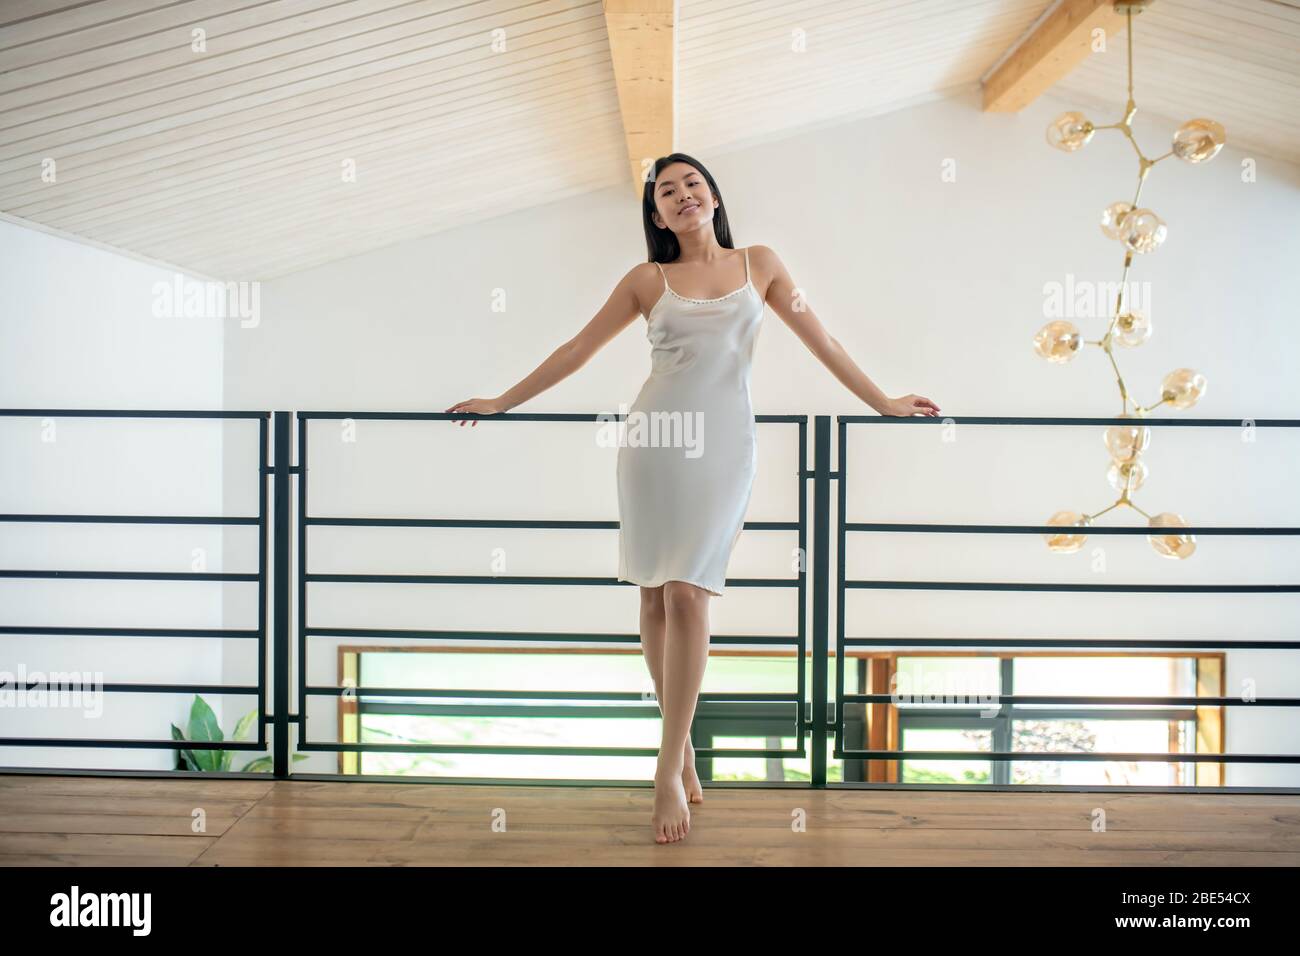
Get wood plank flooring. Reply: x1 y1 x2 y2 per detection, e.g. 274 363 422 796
2 775 1297 866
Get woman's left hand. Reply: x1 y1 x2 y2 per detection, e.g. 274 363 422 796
445 396 508 426
881 394 941 417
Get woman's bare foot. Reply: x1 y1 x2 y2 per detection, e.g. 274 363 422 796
652 768 691 844
682 738 703 804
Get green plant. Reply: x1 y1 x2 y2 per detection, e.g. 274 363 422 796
170 694 308 772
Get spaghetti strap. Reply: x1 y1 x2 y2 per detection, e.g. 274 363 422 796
653 260 672 297
743 246 750 284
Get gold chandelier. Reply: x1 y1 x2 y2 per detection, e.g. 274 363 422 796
1032 1 1225 561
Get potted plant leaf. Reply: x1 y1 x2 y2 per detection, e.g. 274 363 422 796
170 694 308 772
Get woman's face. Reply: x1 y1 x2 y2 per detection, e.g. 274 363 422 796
652 163 715 234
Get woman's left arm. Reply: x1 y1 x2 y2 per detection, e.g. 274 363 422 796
750 245 940 417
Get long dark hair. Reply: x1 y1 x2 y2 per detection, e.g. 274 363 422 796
642 153 735 263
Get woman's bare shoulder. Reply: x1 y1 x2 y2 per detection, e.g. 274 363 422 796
745 245 783 301
623 261 664 318
626 260 663 292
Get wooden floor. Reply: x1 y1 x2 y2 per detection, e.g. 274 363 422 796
2 774 1298 866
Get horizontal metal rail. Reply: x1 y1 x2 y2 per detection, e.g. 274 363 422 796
842 636 1298 648
306 687 799 701
306 626 799 645
845 694 1300 706
837 750 1297 763
0 682 257 695
0 626 259 638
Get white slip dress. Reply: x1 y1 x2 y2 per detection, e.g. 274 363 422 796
616 246 764 596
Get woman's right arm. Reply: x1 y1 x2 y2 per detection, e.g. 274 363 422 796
446 264 646 425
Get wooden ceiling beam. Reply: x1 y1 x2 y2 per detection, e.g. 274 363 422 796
982 0 1136 112
602 0 675 198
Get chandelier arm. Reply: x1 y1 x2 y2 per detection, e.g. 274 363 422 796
1126 8 1134 100
1129 164 1149 209
1103 343 1132 412
1086 500 1123 521
1112 250 1134 322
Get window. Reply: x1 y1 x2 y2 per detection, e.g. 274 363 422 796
338 647 806 781
883 654 1219 787
335 648 1224 786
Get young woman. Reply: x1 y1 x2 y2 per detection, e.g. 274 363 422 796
447 153 940 845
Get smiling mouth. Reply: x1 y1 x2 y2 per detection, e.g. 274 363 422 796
679 203 700 215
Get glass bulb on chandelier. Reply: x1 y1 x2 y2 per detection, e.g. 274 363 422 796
1121 209 1167 254
1161 368 1207 409
1047 112 1094 151
1100 201 1134 240
1103 415 1151 463
1148 512 1197 559
1107 458 1148 494
1033 320 1082 363
1173 119 1226 164
1114 310 1151 347
1043 510 1089 552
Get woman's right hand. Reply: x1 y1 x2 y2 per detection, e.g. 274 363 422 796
445 396 508 427
881 394 941 417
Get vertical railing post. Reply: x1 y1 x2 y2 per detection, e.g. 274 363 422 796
810 415 831 788
272 411 291 778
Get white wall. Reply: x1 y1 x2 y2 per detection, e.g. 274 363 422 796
0 219 232 770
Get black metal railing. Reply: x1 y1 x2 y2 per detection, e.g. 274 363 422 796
832 414 1300 791
0 409 271 760
291 411 809 773
1 409 1297 792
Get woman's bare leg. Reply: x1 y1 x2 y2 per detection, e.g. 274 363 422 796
637 585 704 805
649 580 713 843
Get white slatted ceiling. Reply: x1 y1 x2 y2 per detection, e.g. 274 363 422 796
1054 0 1300 167
0 0 626 279
677 0 1050 150
0 0 1295 281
